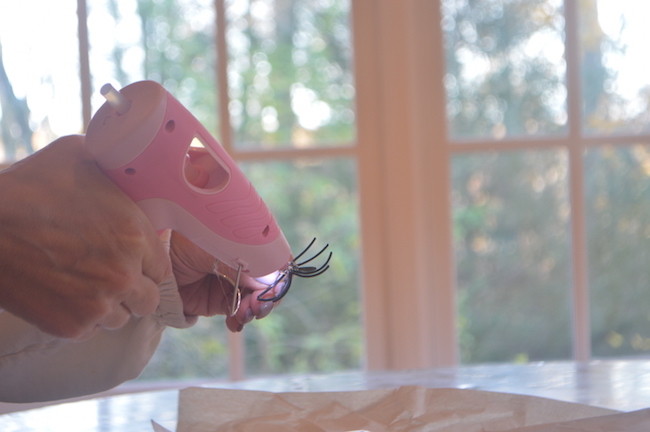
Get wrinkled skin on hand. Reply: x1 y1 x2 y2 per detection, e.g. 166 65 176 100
169 231 276 332
0 137 277 339
0 135 169 340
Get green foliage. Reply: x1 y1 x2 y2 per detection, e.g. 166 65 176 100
585 146 650 357
227 0 354 148
453 151 572 363
450 0 650 363
133 0 360 380
7 0 650 376
240 158 360 375
112 0 220 133
444 0 566 139
448 0 576 363
141 319 230 379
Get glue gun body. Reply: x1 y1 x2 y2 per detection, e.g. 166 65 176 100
85 80 291 277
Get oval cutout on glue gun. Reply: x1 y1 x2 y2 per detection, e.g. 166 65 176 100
183 136 231 193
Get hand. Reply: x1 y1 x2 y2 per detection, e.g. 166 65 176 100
0 135 169 339
169 231 276 332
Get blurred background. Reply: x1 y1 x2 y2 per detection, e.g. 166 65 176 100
2 0 650 384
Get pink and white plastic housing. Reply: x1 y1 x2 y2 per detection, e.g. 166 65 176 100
85 80 291 277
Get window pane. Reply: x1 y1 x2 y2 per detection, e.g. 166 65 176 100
87 0 219 135
240 158 361 374
226 0 355 150
580 1 650 136
0 0 81 162
141 318 230 379
443 0 566 141
453 150 572 363
586 145 650 357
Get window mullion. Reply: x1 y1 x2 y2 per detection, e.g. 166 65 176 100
214 0 246 381
77 0 92 130
410 0 457 366
564 0 591 361
215 0 234 154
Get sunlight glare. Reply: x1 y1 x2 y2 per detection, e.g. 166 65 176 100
597 0 650 102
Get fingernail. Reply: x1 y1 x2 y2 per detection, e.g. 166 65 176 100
242 308 254 324
256 301 274 320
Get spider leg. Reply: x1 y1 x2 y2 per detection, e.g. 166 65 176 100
257 272 294 302
269 274 293 302
296 243 330 267
256 271 287 301
294 251 332 275
300 254 331 275
255 239 332 302
256 285 275 301
292 266 318 275
296 264 330 278
291 237 317 263
293 265 327 277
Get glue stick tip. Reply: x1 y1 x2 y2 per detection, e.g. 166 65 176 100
100 83 131 115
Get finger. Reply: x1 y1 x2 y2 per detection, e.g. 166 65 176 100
255 300 275 320
99 303 131 330
225 314 243 332
225 293 255 333
178 275 229 317
73 326 101 342
225 291 276 333
184 155 210 188
85 154 172 287
169 231 216 285
123 275 161 317
139 215 173 286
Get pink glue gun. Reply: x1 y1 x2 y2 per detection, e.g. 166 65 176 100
84 80 291 278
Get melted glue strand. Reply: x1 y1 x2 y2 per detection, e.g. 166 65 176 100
231 264 243 316
213 263 241 317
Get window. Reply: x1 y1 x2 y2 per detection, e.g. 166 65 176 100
354 0 650 369
2 0 650 380
0 0 360 381
447 0 572 363
0 1 82 161
447 0 650 363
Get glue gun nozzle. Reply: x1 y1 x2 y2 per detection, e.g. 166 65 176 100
100 83 131 115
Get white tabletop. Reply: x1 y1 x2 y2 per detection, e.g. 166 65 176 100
2 359 650 431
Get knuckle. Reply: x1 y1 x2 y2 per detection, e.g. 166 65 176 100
102 311 129 330
111 218 149 253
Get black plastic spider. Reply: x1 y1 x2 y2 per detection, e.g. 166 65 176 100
257 238 332 302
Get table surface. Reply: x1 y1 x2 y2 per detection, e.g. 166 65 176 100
2 359 650 431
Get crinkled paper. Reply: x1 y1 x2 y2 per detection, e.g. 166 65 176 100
152 385 650 431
